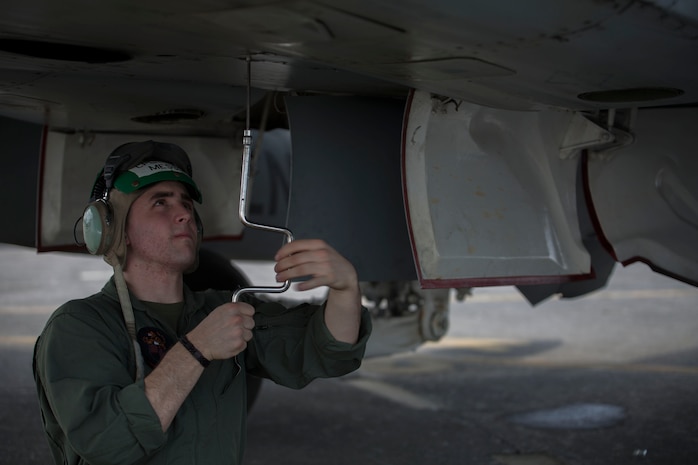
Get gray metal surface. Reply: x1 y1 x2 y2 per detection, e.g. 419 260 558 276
286 95 415 282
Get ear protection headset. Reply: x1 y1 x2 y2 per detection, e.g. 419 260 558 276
81 141 204 257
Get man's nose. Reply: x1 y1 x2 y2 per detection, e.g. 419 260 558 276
175 205 193 222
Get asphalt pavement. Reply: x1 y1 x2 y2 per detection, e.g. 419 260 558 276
1 244 697 465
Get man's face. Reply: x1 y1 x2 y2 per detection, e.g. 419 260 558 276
124 181 198 273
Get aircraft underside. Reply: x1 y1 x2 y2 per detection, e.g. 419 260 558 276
0 0 696 354
2 92 696 354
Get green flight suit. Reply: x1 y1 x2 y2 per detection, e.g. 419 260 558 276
33 277 371 465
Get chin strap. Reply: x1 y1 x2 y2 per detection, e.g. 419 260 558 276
113 263 145 381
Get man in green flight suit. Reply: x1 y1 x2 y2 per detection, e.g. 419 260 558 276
33 140 372 465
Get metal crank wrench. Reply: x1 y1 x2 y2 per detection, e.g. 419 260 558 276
232 56 294 303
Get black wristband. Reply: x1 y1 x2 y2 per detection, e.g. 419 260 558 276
180 336 210 368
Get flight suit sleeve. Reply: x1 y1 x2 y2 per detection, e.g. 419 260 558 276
245 298 372 389
34 302 167 464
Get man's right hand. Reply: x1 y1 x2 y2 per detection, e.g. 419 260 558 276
145 302 255 431
186 303 255 361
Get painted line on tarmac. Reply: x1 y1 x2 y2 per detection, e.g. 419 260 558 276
418 338 698 375
423 337 531 353
0 305 56 315
344 377 441 411
360 337 698 376
467 287 698 303
0 335 37 347
363 351 698 377
492 357 698 376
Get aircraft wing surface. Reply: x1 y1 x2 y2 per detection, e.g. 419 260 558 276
0 0 696 299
